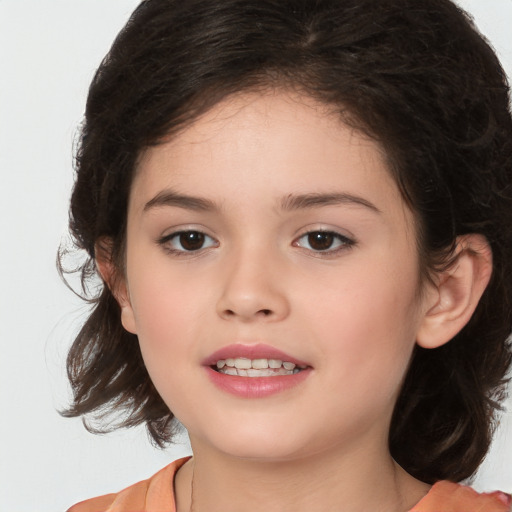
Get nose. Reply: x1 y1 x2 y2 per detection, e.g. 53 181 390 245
216 249 290 323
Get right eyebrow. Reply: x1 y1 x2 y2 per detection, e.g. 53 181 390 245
143 189 218 212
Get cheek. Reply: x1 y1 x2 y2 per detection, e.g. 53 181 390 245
126 242 206 334
129 289 202 421
125 262 191 349
307 259 421 393
123 255 220 409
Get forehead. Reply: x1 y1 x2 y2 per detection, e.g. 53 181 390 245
132 90 412 228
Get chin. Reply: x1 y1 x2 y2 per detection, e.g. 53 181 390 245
191 419 312 461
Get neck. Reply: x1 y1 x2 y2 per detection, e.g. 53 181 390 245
175 438 430 512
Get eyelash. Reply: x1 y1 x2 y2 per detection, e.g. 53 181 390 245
293 230 355 256
157 230 219 256
157 229 355 256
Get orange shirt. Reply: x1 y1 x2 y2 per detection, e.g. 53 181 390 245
68 457 511 512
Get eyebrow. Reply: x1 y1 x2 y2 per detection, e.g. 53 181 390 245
280 192 381 214
144 190 217 212
143 189 381 214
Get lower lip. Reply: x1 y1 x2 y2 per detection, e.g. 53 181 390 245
205 366 311 398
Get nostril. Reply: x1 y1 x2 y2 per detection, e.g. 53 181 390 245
259 309 272 316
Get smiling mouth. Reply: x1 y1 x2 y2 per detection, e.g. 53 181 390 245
213 357 307 377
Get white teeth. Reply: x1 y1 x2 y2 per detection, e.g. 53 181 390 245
234 358 252 369
246 368 264 377
215 357 305 376
220 367 297 377
251 358 269 369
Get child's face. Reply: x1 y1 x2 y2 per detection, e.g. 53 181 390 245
120 91 433 461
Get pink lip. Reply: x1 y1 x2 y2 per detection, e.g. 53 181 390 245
202 343 309 367
203 343 312 398
205 367 311 398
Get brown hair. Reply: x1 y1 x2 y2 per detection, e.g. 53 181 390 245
60 0 512 484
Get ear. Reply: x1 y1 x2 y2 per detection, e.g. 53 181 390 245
95 237 138 334
416 234 492 349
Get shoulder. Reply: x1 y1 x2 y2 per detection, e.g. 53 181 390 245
410 480 511 512
67 493 119 512
66 457 191 512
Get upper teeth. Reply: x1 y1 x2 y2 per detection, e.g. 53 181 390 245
216 357 300 371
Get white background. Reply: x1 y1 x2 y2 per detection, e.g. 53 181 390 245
0 1 511 511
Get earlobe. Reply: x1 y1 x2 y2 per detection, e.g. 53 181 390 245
95 238 138 335
416 234 492 349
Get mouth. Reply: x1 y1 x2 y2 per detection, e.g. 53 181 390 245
204 344 311 397
213 357 308 377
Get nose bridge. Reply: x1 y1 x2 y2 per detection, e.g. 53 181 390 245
216 240 290 322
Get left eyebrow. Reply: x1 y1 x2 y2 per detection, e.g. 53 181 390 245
279 192 381 214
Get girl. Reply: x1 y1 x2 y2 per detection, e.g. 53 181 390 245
62 0 512 510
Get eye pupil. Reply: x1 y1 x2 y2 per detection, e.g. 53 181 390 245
308 232 334 251
180 231 205 251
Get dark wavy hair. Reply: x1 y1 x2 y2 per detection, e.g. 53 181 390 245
60 0 512 484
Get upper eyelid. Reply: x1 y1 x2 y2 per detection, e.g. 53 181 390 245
158 225 215 239
293 226 355 242
295 230 354 243
161 229 215 239
297 228 352 237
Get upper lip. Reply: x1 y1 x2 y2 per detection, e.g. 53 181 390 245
202 343 310 367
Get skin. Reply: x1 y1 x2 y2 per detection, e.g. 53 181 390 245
104 90 492 512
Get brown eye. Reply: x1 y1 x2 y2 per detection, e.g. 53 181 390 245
179 231 205 251
160 230 218 253
294 230 354 254
307 232 335 251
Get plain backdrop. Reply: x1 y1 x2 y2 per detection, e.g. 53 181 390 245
0 1 511 511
